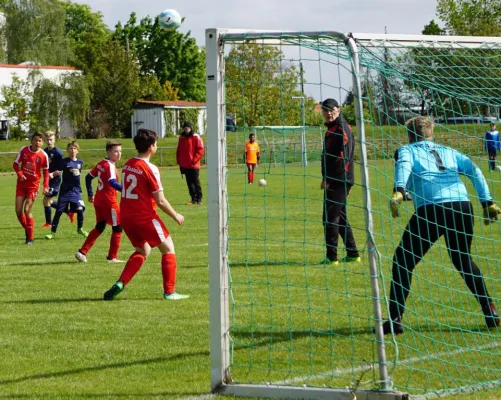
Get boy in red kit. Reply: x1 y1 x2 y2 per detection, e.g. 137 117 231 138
75 141 124 263
13 132 49 244
244 133 260 184
104 129 189 301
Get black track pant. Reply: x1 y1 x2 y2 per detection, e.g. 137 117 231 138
182 168 202 203
389 201 492 319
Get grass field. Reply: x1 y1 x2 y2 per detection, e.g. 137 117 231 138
1 154 501 398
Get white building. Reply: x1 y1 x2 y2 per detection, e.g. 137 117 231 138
131 100 207 138
0 63 80 138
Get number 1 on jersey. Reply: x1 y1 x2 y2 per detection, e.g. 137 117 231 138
122 173 139 199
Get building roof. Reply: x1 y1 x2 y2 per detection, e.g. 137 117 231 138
0 64 77 70
137 100 207 108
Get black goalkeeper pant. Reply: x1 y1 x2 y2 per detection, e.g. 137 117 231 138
389 201 492 320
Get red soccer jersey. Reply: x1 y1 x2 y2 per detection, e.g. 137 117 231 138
120 157 163 222
13 146 49 187
89 159 120 206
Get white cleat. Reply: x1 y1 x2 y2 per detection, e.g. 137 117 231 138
75 251 87 263
106 258 125 263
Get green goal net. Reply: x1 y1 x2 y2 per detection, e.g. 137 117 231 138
206 30 501 399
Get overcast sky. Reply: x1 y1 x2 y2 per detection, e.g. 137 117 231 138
77 0 441 47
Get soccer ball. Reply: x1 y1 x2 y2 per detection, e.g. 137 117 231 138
496 166 501 172
158 9 182 31
258 179 267 187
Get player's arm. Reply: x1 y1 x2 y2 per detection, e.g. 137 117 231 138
85 172 95 201
153 190 184 226
257 145 260 164
108 178 122 191
496 134 501 150
390 147 412 218
457 151 501 223
12 150 26 181
192 136 205 166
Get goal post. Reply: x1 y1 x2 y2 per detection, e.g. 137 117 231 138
207 28 501 399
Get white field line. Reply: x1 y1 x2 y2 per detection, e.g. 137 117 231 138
177 341 501 400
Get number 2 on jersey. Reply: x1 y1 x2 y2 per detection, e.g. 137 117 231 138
122 173 139 199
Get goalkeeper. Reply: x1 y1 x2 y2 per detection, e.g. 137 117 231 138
384 116 500 335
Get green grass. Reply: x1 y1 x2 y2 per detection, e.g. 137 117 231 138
1 156 501 399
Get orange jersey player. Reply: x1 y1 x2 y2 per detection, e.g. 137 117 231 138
103 128 189 301
13 132 49 244
244 133 260 184
75 141 124 263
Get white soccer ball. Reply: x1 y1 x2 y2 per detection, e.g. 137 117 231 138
258 179 267 187
496 166 501 172
158 9 182 31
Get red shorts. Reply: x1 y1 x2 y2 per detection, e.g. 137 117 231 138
16 184 39 201
122 215 170 248
94 203 120 226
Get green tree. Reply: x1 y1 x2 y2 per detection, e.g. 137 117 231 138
225 42 319 127
422 19 445 35
112 13 206 101
437 0 501 36
91 40 141 137
60 1 110 73
0 74 31 139
2 0 71 65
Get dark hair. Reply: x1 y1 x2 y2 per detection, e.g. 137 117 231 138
31 132 43 140
106 140 122 152
134 129 158 153
249 133 255 138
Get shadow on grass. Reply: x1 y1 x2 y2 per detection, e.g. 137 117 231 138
0 392 211 399
0 350 210 386
0 260 76 267
231 327 374 348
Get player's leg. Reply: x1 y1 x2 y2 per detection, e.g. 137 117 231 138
158 234 189 300
193 169 202 204
386 205 441 333
42 194 53 227
15 195 27 229
443 201 499 327
246 163 252 184
45 199 66 239
23 195 36 243
76 219 106 262
107 205 123 262
337 187 360 261
321 186 345 263
488 149 496 170
74 200 88 237
184 169 196 204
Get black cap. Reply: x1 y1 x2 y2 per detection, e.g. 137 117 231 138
321 98 340 110
183 121 192 128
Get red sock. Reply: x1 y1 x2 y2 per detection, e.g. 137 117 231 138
250 171 254 183
161 253 177 294
248 172 251 183
118 251 146 286
26 217 34 241
17 214 26 228
108 231 122 260
80 228 102 255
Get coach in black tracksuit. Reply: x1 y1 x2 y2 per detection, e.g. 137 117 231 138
319 98 360 265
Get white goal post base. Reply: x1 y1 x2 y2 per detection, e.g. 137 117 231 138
217 384 409 400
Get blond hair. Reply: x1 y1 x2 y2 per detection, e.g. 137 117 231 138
44 130 56 139
67 140 80 150
406 116 434 142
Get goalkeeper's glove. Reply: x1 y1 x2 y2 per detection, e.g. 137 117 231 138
389 192 404 218
483 203 501 225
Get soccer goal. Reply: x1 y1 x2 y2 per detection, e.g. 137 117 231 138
206 29 501 400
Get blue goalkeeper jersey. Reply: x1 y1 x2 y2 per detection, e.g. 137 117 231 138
485 129 501 150
394 140 492 210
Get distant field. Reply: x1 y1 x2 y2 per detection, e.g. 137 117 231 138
1 153 501 399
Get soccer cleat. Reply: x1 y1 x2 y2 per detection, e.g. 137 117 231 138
103 282 124 300
483 304 500 328
319 257 339 265
106 258 125 263
197 202 203 205
45 233 54 240
75 251 87 263
186 201 194 205
339 256 361 263
77 228 89 238
163 292 190 300
41 223 52 229
381 317 404 335
68 212 75 223
26 240 34 245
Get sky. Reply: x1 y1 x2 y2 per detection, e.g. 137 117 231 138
77 0 441 47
